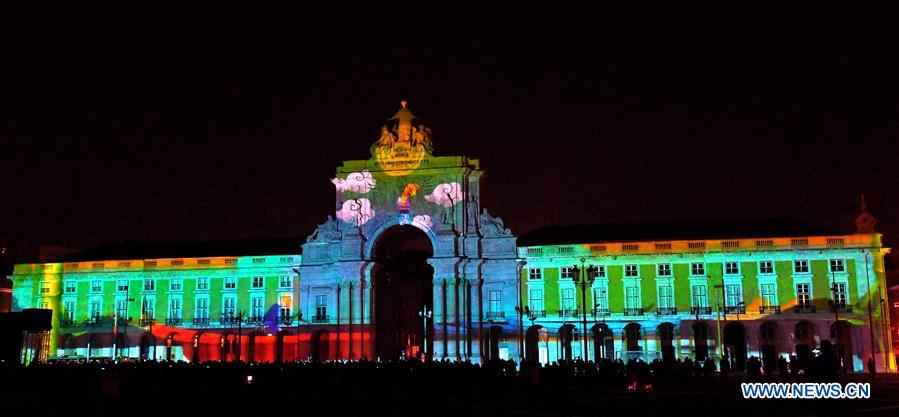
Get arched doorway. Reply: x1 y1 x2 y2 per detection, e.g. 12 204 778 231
311 329 330 362
657 323 676 363
247 333 256 362
759 321 781 372
192 332 202 363
830 320 853 372
486 325 503 361
275 331 287 362
691 322 710 361
115 333 127 359
559 324 576 361
165 333 176 361
794 321 817 370
139 332 153 359
624 323 642 360
525 325 547 363
371 225 434 361
723 322 747 370
592 324 614 362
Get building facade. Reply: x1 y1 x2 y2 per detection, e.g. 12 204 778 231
7 104 895 372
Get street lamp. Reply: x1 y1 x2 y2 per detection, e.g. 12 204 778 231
112 297 135 361
574 257 597 360
419 304 432 360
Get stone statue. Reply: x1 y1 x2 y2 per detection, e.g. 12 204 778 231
412 124 433 153
306 215 341 243
479 208 511 237
378 125 396 147
388 101 416 142
855 194 877 233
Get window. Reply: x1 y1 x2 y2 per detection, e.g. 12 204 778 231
39 300 50 309
117 280 129 292
251 296 264 320
91 280 103 293
624 264 638 277
725 284 742 308
224 277 236 290
657 263 672 277
832 282 847 306
279 275 293 288
595 265 606 278
724 262 739 275
561 288 575 312
528 268 542 280
794 260 810 274
560 267 576 280
252 276 264 288
116 299 129 319
759 261 774 275
528 289 544 312
658 285 674 309
690 263 705 276
625 286 640 309
63 300 76 321
761 283 777 307
89 299 102 320
39 282 51 294
197 277 209 290
195 297 209 319
143 279 155 291
315 295 327 318
64 281 76 294
141 298 155 319
279 295 292 321
169 298 182 319
593 287 608 312
830 259 845 273
691 285 707 307
170 278 182 291
223 296 236 319
796 283 811 307
489 290 502 314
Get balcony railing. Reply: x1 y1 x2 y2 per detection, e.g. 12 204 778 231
311 314 330 323
246 316 264 325
528 310 546 318
138 317 156 326
558 309 579 318
691 306 712 315
593 308 610 317
759 305 781 314
166 317 183 326
623 307 644 316
794 305 816 314
278 316 293 326
657 307 677 316
830 304 852 313
486 311 505 319
87 316 103 326
221 315 241 325
60 318 76 327
192 317 210 326
724 305 746 314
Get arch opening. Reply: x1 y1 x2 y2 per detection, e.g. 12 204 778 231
371 225 435 361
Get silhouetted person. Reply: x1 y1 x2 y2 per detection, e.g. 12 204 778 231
867 357 876 380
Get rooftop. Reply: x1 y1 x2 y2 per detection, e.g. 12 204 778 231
517 218 841 247
59 238 303 262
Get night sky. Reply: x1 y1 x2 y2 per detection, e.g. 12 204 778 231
4 3 898 254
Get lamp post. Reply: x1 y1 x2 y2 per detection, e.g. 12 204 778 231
419 304 432 360
574 257 597 360
112 297 135 361
515 259 526 361
714 284 724 359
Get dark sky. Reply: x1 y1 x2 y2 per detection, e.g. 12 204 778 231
3 3 898 252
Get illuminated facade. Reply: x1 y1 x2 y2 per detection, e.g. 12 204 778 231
7 103 895 372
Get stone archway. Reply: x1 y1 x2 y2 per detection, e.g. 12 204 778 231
794 321 817 370
525 325 547 363
759 321 781 372
311 329 330 362
371 225 435 361
657 323 676 363
692 322 710 361
592 323 614 361
559 324 576 361
831 320 853 372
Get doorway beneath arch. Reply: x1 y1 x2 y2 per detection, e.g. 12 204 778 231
371 225 434 361
723 321 747 370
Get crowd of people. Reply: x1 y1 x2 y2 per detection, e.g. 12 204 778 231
0 340 858 417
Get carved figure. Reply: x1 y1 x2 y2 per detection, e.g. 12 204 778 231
479 208 512 236
306 215 341 243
